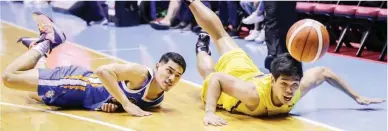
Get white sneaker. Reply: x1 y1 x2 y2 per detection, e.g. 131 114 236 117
89 18 109 26
255 30 265 43
244 30 260 41
242 11 264 25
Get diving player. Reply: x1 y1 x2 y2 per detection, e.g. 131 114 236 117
184 0 386 126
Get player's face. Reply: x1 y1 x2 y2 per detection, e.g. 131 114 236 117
272 75 301 105
155 60 183 92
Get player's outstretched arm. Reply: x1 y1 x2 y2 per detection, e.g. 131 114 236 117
300 67 385 105
204 72 259 126
95 63 152 116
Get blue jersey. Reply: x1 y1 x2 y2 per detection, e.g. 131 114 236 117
37 65 164 110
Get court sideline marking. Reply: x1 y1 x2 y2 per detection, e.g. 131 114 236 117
96 47 146 52
0 102 133 131
0 20 345 131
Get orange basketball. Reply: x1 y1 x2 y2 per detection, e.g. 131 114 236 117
286 19 330 63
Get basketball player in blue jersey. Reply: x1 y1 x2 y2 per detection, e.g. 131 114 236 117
2 12 186 117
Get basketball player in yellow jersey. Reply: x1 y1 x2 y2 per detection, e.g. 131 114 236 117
183 0 386 126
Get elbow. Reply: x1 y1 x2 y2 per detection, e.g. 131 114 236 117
95 65 118 81
319 66 330 72
210 72 223 81
318 67 334 79
320 66 331 75
95 66 110 76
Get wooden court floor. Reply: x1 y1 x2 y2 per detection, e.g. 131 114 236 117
0 22 334 131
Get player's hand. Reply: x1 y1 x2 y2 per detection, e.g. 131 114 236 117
203 112 227 126
356 96 386 105
123 104 152 117
101 103 118 113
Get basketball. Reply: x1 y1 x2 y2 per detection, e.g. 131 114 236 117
286 19 330 63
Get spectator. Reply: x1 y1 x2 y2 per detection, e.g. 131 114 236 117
68 1 108 26
171 0 212 31
240 0 265 42
150 0 181 30
262 1 297 71
218 1 240 37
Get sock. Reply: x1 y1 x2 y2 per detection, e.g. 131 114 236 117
196 33 211 55
196 46 211 55
32 41 50 55
38 55 47 63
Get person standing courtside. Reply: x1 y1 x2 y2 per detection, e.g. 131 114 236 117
263 1 297 71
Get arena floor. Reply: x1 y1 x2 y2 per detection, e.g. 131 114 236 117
0 2 386 131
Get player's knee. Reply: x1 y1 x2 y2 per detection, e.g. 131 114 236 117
1 72 15 87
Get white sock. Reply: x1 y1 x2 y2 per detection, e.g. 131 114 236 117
38 56 47 63
32 41 50 55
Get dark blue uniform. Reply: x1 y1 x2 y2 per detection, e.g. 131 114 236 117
37 65 163 110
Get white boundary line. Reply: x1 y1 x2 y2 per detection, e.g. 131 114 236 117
0 102 133 131
96 47 145 52
1 20 345 131
293 116 345 131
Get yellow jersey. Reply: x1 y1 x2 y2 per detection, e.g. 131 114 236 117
200 48 301 116
235 74 301 116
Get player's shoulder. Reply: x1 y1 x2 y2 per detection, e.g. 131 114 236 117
119 63 151 83
123 62 149 75
252 74 272 84
252 74 272 97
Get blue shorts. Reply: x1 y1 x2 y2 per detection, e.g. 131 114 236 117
38 65 93 108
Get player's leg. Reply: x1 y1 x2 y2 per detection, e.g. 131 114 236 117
18 37 48 69
2 11 66 92
196 33 215 79
28 92 43 103
30 55 47 103
185 0 239 55
31 47 47 102
18 37 48 102
2 41 48 92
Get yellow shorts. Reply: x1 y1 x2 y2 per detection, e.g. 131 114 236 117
201 48 263 111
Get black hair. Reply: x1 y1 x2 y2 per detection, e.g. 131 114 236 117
270 53 303 80
159 52 187 73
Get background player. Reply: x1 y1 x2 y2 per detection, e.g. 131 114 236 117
2 12 186 116
185 0 386 126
